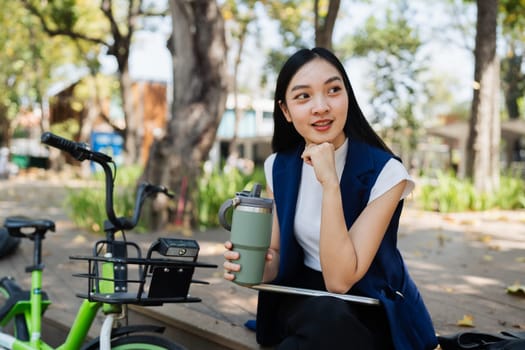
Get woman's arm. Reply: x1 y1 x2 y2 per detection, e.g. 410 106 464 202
302 142 406 294
319 180 406 293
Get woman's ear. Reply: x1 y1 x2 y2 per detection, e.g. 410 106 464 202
278 100 292 122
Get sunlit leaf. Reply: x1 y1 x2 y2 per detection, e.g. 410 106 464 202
482 255 493 262
478 235 492 243
459 219 478 226
457 314 475 327
507 282 525 296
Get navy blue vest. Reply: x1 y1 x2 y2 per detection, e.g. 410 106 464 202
256 139 438 350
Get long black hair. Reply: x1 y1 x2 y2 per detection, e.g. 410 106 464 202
271 47 392 155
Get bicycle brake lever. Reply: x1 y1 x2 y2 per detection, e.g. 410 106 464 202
161 187 175 198
143 183 174 198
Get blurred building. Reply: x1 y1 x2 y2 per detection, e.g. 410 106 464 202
426 118 525 177
211 94 273 169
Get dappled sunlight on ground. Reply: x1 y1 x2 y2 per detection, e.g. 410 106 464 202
198 242 226 257
1 178 524 340
398 207 525 334
461 275 504 288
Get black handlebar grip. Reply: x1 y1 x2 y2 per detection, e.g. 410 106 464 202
41 132 112 163
41 132 85 156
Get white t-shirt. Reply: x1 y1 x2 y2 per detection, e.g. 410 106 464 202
263 139 414 271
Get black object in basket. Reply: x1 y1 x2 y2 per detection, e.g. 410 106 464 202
70 238 217 306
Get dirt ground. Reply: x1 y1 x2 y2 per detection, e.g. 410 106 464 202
0 171 524 348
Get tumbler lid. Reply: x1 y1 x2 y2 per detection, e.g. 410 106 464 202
235 183 273 209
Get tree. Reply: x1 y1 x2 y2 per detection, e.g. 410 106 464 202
465 0 500 193
20 0 160 164
263 0 340 49
222 0 258 160
261 0 342 82
142 0 229 230
499 0 525 166
314 0 341 50
340 2 427 162
0 2 81 145
501 43 524 121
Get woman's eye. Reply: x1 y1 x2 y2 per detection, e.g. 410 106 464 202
328 86 342 94
294 93 310 100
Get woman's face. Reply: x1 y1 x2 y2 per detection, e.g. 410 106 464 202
280 58 348 149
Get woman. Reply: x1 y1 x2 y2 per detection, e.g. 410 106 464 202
223 47 437 350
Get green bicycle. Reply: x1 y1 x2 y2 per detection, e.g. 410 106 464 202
0 132 217 350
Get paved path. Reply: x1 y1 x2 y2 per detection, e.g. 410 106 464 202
0 173 524 349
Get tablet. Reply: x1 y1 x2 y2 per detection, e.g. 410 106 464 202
251 283 381 305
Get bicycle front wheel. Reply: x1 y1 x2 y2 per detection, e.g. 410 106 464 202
107 334 185 350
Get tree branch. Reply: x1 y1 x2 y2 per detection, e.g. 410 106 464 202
21 0 108 47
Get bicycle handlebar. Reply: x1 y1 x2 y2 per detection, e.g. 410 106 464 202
130 182 173 230
41 132 172 232
41 132 112 163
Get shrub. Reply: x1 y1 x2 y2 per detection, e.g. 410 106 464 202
493 175 525 209
65 163 268 232
418 171 525 212
196 165 266 229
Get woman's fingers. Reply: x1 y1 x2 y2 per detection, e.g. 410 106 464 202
223 260 240 272
265 248 275 262
223 240 241 281
223 259 240 281
223 241 239 260
223 271 235 281
302 142 334 166
301 144 314 165
224 247 240 261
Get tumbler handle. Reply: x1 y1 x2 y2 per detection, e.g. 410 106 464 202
218 198 234 231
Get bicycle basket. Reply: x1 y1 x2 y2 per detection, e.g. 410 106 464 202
70 238 217 306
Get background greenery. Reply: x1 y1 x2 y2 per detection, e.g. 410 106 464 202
418 172 525 212
66 164 525 234
65 164 266 233
64 165 144 233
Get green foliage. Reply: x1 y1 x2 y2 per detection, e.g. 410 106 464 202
419 172 478 212
50 120 80 142
493 174 525 209
418 171 525 212
48 0 79 31
338 1 428 159
64 165 145 233
0 1 95 125
196 166 266 229
65 163 269 232
500 0 525 31
263 0 314 47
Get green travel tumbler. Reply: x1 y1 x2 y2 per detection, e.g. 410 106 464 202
219 183 273 286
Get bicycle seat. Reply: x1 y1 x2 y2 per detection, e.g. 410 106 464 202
4 216 55 238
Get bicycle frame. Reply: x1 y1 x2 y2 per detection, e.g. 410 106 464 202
0 133 216 350
0 257 116 350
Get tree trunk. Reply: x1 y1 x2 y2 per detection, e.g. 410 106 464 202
143 0 228 230
501 48 523 167
465 0 500 194
229 18 250 160
314 0 341 50
502 50 523 120
0 104 9 147
121 67 143 165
